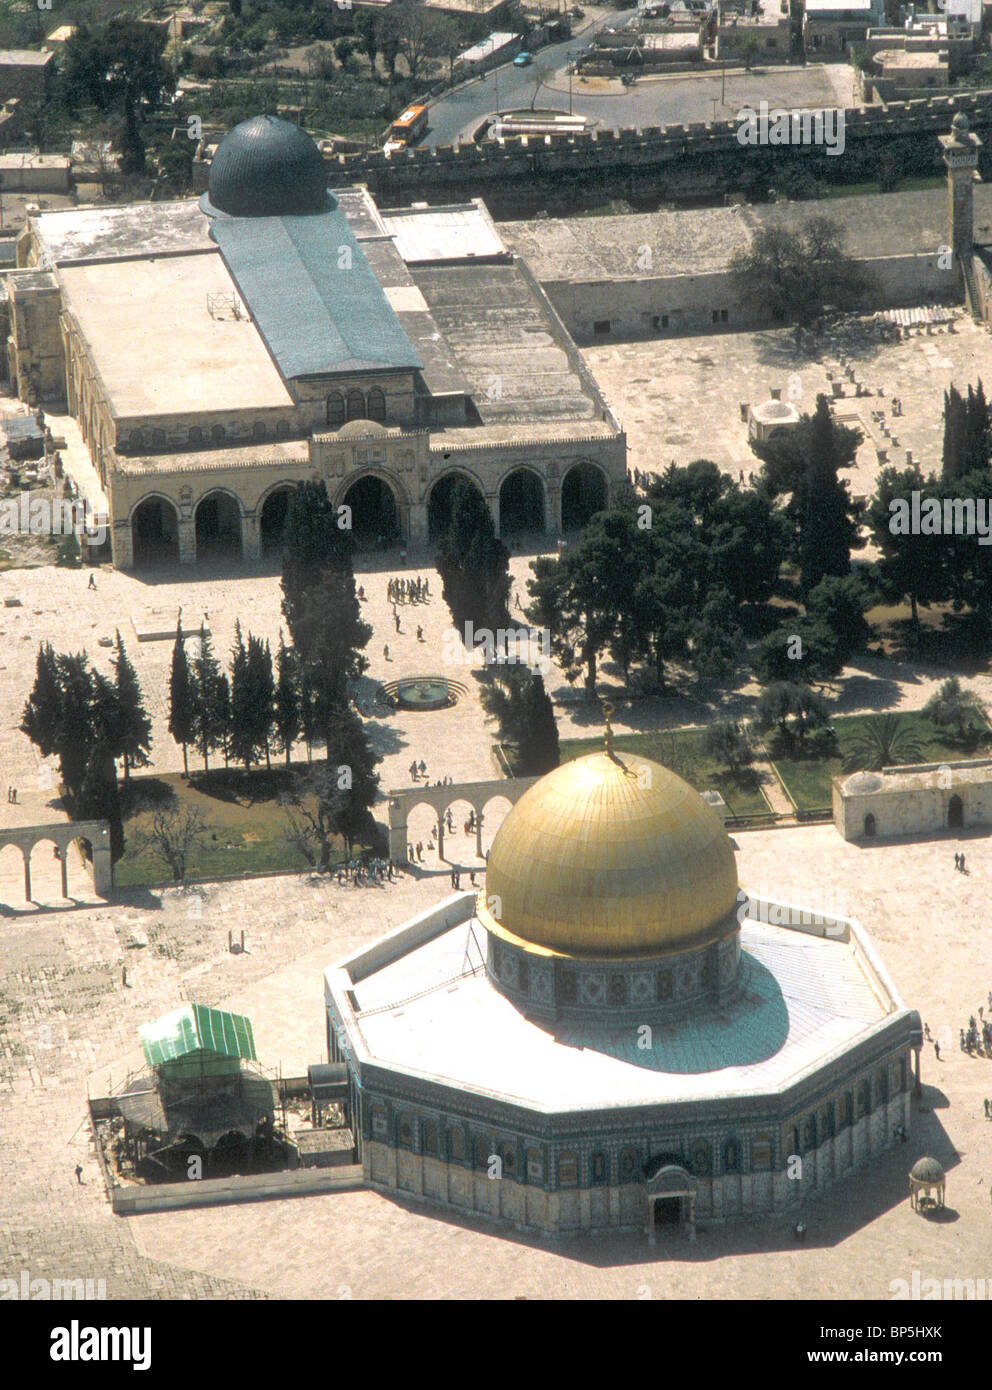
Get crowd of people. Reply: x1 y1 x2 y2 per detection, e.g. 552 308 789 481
388 575 430 605
335 857 395 886
960 1002 992 1056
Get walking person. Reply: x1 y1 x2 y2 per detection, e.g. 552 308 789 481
87 573 96 590
74 1164 83 1184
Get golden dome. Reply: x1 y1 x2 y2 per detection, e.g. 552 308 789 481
484 751 738 958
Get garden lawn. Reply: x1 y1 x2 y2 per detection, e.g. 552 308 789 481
557 728 771 818
771 711 989 813
114 767 354 887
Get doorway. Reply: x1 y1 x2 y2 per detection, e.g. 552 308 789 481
653 1195 682 1228
948 794 963 829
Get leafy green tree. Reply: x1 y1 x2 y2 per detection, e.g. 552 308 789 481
805 574 873 664
168 616 196 776
867 466 947 637
841 714 924 772
729 216 872 326
702 719 754 775
752 618 844 686
921 676 987 746
481 666 560 776
323 704 382 852
355 8 380 70
753 682 833 754
62 20 171 114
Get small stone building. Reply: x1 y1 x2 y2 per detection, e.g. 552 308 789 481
833 760 992 841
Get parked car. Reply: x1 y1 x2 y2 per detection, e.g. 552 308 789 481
513 50 534 66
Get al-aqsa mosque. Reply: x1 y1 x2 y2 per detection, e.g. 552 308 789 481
325 736 922 1238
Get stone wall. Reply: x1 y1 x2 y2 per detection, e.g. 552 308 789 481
321 94 992 209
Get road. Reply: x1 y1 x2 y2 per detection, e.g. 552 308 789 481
422 51 855 150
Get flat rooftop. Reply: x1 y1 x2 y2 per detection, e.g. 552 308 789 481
411 260 600 424
380 202 507 265
30 200 214 265
0 48 54 65
341 914 890 1113
503 187 992 282
58 253 293 420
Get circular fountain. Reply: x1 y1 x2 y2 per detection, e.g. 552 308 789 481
381 675 468 711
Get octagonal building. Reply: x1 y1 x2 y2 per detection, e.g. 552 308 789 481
324 744 922 1238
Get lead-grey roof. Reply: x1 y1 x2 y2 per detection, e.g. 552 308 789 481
211 205 422 379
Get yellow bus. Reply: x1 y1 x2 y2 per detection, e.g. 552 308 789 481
387 104 429 148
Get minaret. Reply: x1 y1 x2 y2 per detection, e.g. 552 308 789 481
939 111 982 257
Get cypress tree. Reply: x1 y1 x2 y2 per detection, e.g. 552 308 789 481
274 633 300 767
21 642 63 761
168 613 195 776
190 626 226 772
111 630 151 780
799 395 854 595
77 739 125 863
54 653 95 798
941 385 966 482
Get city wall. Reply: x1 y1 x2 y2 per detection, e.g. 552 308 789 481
324 93 992 208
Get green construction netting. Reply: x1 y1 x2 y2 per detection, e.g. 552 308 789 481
139 1003 257 1069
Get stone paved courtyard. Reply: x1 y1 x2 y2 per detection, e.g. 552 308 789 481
1 825 990 1300
584 313 986 500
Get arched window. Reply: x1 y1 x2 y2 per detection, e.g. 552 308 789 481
275 420 290 437
129 429 145 451
619 1147 639 1183
473 1135 491 1170
326 392 345 426
346 389 366 421
252 421 267 439
397 1115 414 1149
590 1152 607 1185
501 1143 516 1178
211 424 226 442
152 428 167 447
448 1126 465 1162
723 1137 741 1172
370 1105 388 1139
525 1147 543 1183
422 1119 438 1156
691 1140 712 1176
367 386 386 422
188 426 203 445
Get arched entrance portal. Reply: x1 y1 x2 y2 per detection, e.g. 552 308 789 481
260 488 293 555
499 469 544 535
562 462 607 531
342 475 401 547
132 497 179 568
195 491 241 561
428 473 486 542
864 812 876 838
948 794 964 829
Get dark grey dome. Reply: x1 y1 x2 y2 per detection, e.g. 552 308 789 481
207 115 329 217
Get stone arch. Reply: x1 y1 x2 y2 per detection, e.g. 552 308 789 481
339 471 403 546
195 488 242 561
26 836 65 903
131 494 180 568
498 466 545 535
948 793 963 829
427 470 487 541
258 482 297 555
0 841 26 904
863 812 876 838
562 460 608 531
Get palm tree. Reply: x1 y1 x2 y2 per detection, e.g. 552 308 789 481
841 714 924 773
